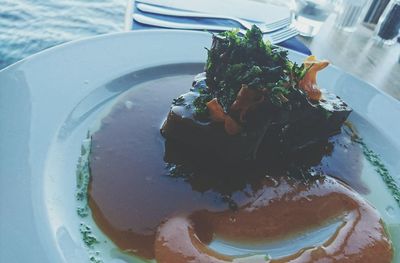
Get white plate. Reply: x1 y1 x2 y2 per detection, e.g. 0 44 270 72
0 30 400 263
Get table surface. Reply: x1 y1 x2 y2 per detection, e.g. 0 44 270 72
298 17 400 101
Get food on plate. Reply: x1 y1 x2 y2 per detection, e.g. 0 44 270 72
161 27 351 161
87 26 393 262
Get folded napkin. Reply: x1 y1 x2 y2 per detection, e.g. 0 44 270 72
131 0 311 55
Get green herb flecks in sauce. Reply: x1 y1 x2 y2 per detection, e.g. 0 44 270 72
346 122 400 208
76 134 104 263
76 133 91 218
355 138 400 207
80 223 99 248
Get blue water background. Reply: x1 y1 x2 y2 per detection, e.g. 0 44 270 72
0 0 127 70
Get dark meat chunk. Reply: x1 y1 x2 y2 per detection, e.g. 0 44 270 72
161 75 351 162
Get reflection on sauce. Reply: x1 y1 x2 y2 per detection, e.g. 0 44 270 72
155 177 392 263
89 75 391 262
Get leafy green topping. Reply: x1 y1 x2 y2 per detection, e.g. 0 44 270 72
193 92 212 119
190 25 307 118
287 61 310 82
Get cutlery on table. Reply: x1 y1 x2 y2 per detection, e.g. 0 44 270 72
135 2 291 33
132 13 298 44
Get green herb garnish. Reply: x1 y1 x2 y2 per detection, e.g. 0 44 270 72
80 223 99 248
190 25 307 117
76 135 106 263
355 137 400 206
193 92 212 119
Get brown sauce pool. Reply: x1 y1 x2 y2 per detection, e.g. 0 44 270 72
88 75 391 262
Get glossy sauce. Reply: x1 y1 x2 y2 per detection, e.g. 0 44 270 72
88 75 391 262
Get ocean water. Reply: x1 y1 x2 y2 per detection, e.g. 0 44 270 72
0 0 127 70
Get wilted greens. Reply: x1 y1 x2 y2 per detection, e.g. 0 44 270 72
194 25 308 116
